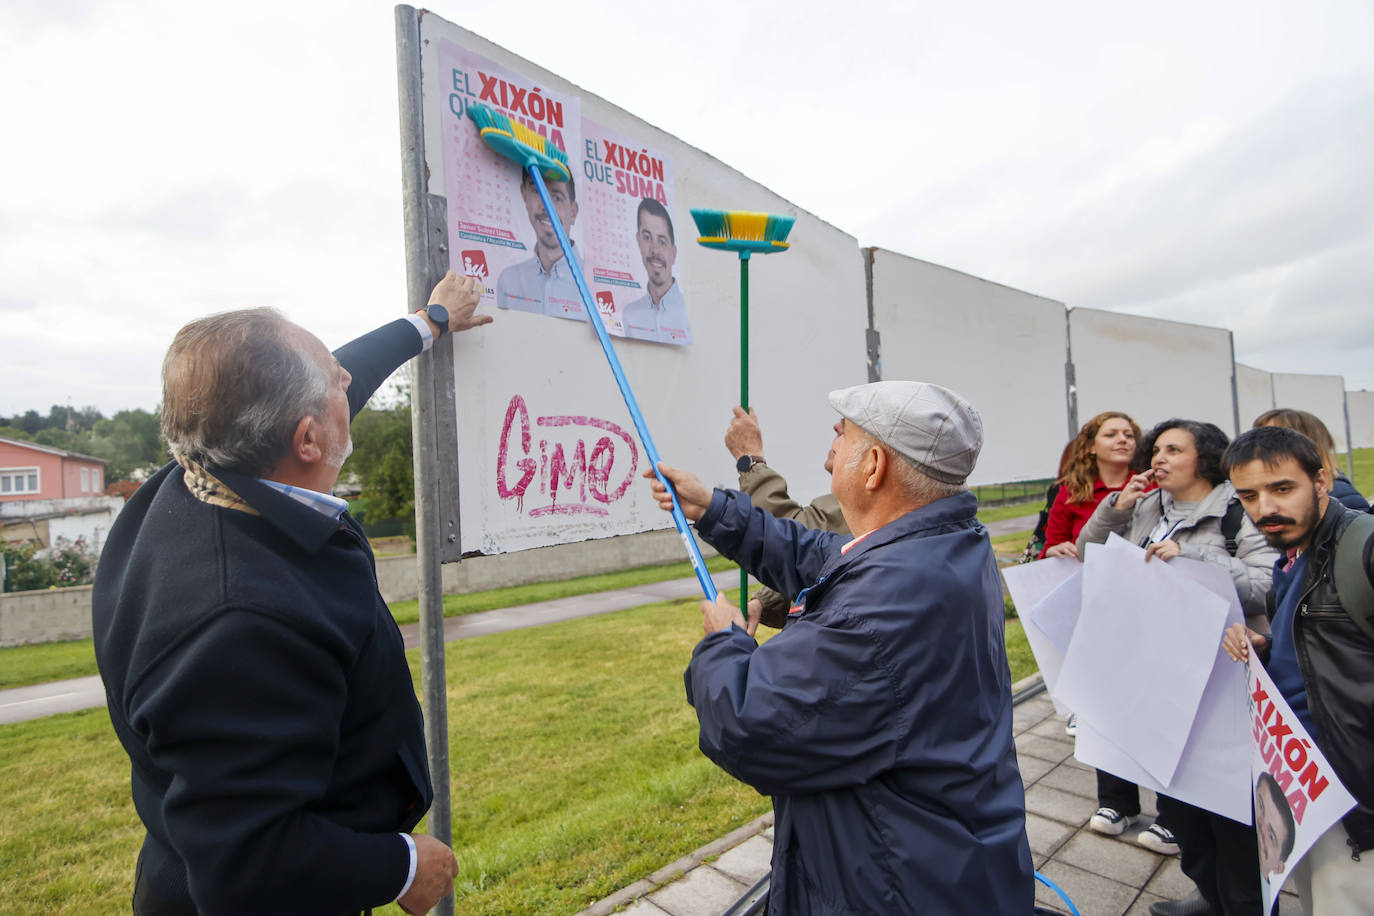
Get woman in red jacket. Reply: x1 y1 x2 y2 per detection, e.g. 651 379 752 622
1040 411 1179 856
1040 411 1140 559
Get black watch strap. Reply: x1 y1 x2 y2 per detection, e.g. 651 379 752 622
425 303 449 337
736 454 766 473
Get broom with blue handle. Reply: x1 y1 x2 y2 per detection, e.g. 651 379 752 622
689 208 794 611
467 103 718 601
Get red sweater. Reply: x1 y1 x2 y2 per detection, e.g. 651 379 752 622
1038 478 1124 558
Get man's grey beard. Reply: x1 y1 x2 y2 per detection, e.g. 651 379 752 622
326 435 354 469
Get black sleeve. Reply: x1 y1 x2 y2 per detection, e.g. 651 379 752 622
334 319 425 419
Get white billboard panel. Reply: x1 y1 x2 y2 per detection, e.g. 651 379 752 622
1348 390 1374 449
1068 309 1236 436
1234 363 1274 432
416 16 867 554
1270 373 1350 453
868 251 1068 485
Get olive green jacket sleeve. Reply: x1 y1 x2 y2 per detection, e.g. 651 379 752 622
737 463 850 628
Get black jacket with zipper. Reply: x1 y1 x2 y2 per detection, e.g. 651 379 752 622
1271 498 1374 852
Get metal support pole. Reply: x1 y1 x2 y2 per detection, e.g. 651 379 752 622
395 7 454 915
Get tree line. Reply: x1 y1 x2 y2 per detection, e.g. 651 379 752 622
0 400 416 527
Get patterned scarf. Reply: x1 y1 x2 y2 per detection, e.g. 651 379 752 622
173 453 260 516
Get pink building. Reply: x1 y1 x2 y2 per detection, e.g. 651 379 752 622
0 437 107 502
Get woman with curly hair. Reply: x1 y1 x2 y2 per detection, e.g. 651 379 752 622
1039 411 1143 559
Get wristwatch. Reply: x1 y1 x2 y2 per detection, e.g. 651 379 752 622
736 455 766 473
425 303 450 337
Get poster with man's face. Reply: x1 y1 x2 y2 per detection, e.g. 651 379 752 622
1245 655 1356 914
578 119 691 345
436 46 693 346
438 41 587 322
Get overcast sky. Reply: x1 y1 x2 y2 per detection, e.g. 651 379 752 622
2 0 1371 417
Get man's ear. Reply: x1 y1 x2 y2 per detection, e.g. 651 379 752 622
865 444 887 492
1314 467 1331 496
292 416 323 465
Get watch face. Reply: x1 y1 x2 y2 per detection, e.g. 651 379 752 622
427 304 449 333
737 455 753 473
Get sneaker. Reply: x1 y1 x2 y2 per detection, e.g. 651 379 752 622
1088 806 1133 836
1064 713 1078 737
1137 822 1181 856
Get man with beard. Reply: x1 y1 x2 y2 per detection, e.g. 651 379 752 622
621 198 690 344
1222 425 1374 915
94 272 488 914
496 171 588 321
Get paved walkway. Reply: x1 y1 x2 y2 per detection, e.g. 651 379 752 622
574 685 1301 916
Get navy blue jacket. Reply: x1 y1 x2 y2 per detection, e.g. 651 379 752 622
688 489 1034 915
93 320 431 915
1331 472 1370 512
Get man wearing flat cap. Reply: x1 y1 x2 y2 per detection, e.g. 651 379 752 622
645 381 1033 914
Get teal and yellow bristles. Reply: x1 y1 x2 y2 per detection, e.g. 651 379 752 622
466 102 571 182
690 209 795 257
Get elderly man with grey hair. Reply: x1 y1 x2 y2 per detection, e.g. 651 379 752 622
645 381 1033 915
93 271 488 916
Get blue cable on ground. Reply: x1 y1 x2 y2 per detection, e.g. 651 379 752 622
1034 869 1081 915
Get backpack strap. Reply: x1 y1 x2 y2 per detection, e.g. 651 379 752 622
1220 497 1246 557
1333 511 1374 644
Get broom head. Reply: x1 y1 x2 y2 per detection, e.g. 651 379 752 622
466 102 572 182
690 209 795 255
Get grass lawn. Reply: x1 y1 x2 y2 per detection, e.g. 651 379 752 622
976 498 1043 524
0 556 738 690
386 555 736 626
0 596 1036 915
1347 446 1373 494
0 638 97 690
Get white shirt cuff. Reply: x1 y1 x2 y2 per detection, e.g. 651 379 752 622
394 833 419 902
405 312 435 351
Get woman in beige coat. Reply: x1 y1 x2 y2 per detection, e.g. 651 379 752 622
1077 418 1277 916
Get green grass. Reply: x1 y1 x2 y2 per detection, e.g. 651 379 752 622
1347 446 1373 495
0 591 1038 915
0 556 738 690
0 638 97 690
976 499 1043 525
387 555 736 626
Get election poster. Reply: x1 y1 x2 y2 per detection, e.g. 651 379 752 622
579 119 691 345
436 44 693 347
438 41 588 323
1246 654 1356 914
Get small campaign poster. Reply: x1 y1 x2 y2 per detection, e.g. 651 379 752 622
579 118 691 345
1245 654 1356 914
437 41 587 323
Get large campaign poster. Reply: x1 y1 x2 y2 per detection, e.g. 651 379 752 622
437 43 692 346
579 119 691 345
1246 655 1356 915
438 41 587 323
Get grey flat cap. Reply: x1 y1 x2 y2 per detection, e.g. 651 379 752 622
828 381 983 485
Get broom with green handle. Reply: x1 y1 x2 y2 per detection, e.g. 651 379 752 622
689 208 795 612
466 102 717 602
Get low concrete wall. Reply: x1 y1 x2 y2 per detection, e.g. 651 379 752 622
0 584 95 647
0 528 717 647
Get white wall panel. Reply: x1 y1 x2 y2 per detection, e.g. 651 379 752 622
1069 308 1236 437
869 251 1069 485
